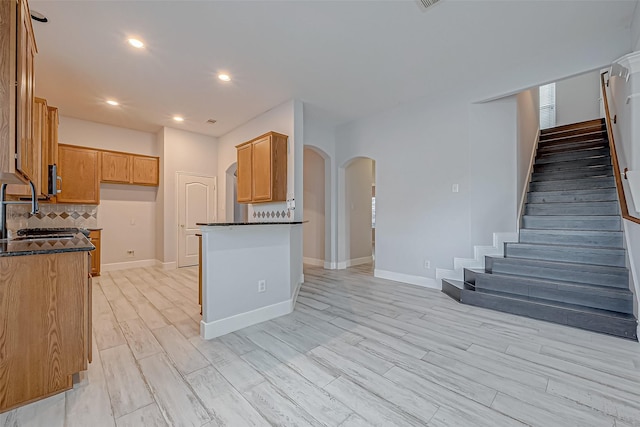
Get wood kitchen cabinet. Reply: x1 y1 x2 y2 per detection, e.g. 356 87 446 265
101 151 131 184
57 144 100 204
132 155 159 186
235 131 288 204
0 0 38 186
100 150 158 186
0 251 91 413
6 97 46 197
89 229 101 276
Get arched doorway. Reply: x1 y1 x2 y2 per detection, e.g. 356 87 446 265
303 146 330 267
340 157 376 272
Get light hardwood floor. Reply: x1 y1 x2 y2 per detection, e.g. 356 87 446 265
2 263 640 426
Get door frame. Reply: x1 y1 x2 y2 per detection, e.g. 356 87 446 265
176 171 217 268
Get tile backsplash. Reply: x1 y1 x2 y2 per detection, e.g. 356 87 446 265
249 202 293 222
6 203 98 235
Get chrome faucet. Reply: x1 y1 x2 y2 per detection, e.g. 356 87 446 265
0 181 39 240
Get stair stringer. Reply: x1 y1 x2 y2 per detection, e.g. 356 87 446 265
436 232 518 282
622 219 640 340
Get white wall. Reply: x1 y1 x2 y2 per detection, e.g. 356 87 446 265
303 147 325 264
469 97 519 246
337 95 472 279
157 127 218 266
555 71 602 127
517 88 540 213
58 116 158 265
632 1 640 52
345 157 374 263
303 104 338 267
216 100 303 222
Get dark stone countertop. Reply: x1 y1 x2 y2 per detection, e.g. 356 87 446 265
0 232 95 257
197 221 306 226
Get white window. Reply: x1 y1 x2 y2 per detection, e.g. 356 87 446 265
539 83 556 129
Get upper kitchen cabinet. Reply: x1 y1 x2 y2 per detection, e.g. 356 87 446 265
132 155 159 186
57 144 100 204
0 0 38 186
5 97 46 197
99 150 159 186
235 131 288 204
100 151 130 184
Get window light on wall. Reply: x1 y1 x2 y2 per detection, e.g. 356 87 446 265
539 83 556 129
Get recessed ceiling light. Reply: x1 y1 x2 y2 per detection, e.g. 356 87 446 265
218 74 231 82
106 99 119 106
173 116 184 122
128 38 144 49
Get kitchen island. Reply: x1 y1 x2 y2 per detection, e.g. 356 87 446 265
197 221 304 339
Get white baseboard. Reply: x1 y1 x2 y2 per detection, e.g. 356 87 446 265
337 256 373 270
324 261 338 270
303 257 325 267
101 259 158 272
374 269 439 290
201 299 293 340
157 261 177 270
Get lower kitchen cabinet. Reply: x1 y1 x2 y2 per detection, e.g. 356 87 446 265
89 229 101 276
0 251 92 413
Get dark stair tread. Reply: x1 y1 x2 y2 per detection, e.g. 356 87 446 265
533 157 612 172
540 119 605 135
486 256 628 276
534 148 611 165
539 133 607 146
506 241 625 254
470 270 633 297
537 139 608 154
461 290 637 340
526 188 618 203
466 289 636 320
464 291 636 320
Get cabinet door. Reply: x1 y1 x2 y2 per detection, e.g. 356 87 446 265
101 151 131 183
252 136 272 202
89 230 100 277
5 97 45 196
86 253 92 364
15 0 36 182
237 144 252 203
47 106 59 167
131 155 159 186
57 145 100 204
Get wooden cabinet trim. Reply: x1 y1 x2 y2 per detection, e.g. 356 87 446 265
235 131 289 149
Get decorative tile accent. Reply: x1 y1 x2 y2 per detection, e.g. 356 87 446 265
248 202 295 223
6 203 99 236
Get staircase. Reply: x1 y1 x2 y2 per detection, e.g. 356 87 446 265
443 118 638 340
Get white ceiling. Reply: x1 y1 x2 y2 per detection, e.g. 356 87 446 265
29 0 638 138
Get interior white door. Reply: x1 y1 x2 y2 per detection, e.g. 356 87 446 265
177 173 216 267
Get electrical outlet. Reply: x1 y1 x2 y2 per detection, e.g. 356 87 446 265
424 259 430 269
258 280 266 293
127 249 135 257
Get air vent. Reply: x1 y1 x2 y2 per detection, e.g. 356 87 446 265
206 119 217 125
417 0 440 11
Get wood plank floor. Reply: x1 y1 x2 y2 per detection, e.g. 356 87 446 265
2 263 640 426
